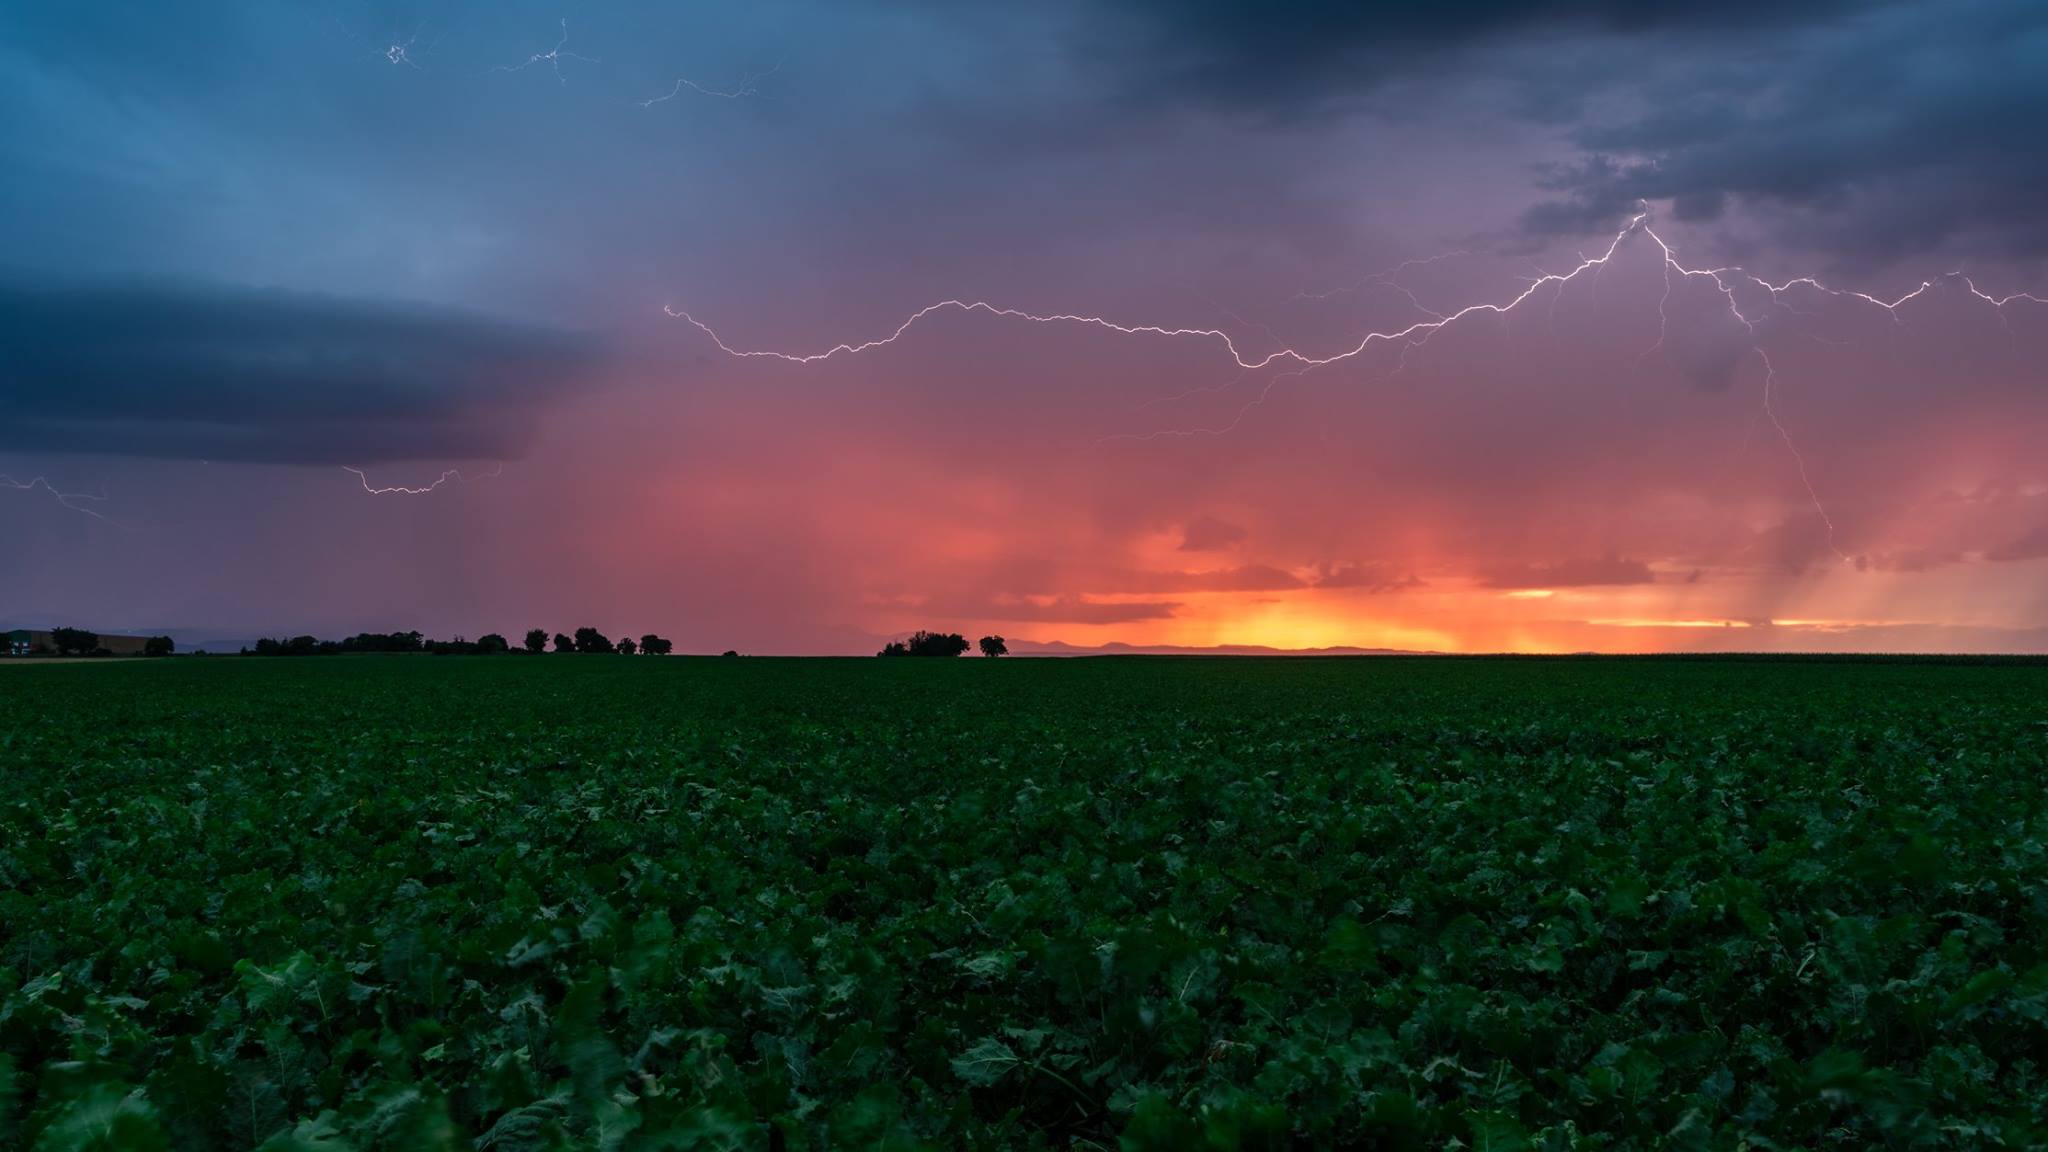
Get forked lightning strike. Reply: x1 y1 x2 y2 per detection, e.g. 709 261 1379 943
671 207 2041 373
669 204 2048 560
343 464 504 495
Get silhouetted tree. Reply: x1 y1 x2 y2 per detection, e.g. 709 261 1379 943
524 629 548 654
722 650 739 658
911 631 970 657
616 636 638 655
574 627 613 654
880 631 970 657
477 633 510 654
978 635 1007 658
640 634 673 656
328 631 426 653
553 633 575 653
51 627 97 656
144 636 175 657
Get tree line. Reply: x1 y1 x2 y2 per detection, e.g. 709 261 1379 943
244 628 674 657
13 627 177 657
111 626 1010 659
526 627 673 656
878 631 1007 657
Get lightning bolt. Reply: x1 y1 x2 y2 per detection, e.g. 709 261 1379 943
343 464 503 495
671 203 2047 558
673 206 2041 372
639 61 781 106
330 16 441 71
2 474 123 526
665 209 1642 371
1099 364 1320 442
1958 278 2048 310
488 19 597 84
1754 348 1845 562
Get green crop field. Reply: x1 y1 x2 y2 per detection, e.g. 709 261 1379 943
5 655 2048 1150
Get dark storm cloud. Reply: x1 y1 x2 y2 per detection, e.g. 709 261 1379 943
1089 0 1874 116
1522 0 2048 259
1077 0 2048 262
0 282 596 463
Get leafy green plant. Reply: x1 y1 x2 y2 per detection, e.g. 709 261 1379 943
3 655 2046 1147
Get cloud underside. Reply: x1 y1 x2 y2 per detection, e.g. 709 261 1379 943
0 282 597 463
1100 0 2047 259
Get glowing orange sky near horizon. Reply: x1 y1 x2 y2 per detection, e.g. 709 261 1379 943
557 250 2047 655
11 245 2045 655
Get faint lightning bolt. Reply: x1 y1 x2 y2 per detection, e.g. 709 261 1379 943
332 16 441 71
1132 364 1255 413
1753 348 1846 562
343 464 504 495
488 19 597 84
1289 250 1467 320
2 474 124 526
385 33 424 69
639 61 781 106
1100 365 1319 442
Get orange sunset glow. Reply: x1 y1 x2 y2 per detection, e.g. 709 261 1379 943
4 1 2046 654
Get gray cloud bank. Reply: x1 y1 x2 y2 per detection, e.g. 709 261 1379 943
0 281 597 463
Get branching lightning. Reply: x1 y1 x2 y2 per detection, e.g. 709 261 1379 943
673 207 2043 372
2 474 123 527
488 19 597 84
669 203 2047 560
343 464 504 495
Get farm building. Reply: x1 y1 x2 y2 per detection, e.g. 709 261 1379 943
4 629 152 656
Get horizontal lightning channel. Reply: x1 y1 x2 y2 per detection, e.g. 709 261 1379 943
487 19 597 84
2 474 123 526
668 207 2044 372
343 464 504 496
668 205 2046 560
639 62 781 106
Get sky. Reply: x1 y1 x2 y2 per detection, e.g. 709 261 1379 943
4 0 2047 654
